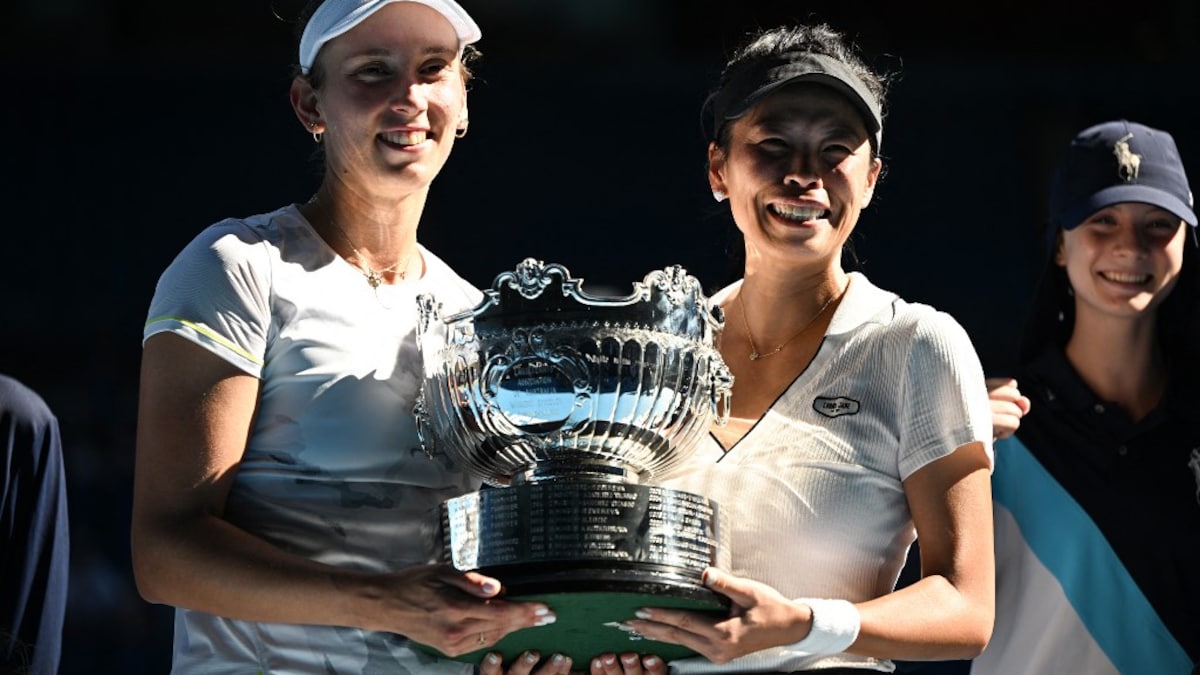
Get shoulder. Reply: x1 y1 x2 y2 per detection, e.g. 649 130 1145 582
856 283 986 409
156 206 307 294
0 374 53 419
0 375 58 441
897 307 983 385
147 208 303 328
842 273 974 350
179 206 299 264
893 301 974 347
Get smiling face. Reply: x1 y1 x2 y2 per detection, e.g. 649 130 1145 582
290 2 468 195
1057 202 1187 322
709 82 881 272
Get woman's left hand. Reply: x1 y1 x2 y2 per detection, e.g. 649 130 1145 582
625 568 810 664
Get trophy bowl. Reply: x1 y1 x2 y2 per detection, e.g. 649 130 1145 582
412 259 733 665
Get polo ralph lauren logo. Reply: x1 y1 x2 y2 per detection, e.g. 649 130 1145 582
1113 132 1141 182
813 396 860 418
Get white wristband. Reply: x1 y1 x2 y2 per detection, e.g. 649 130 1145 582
789 598 861 655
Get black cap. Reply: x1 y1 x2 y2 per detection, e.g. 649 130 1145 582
1048 120 1196 231
702 52 883 152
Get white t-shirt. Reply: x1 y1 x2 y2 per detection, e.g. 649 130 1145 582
143 204 482 673
663 272 993 674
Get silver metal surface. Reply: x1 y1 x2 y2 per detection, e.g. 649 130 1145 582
415 259 733 486
444 482 729 578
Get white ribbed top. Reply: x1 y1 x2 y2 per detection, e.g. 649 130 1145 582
664 272 993 673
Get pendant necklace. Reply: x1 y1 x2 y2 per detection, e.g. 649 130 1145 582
738 284 843 361
328 219 409 289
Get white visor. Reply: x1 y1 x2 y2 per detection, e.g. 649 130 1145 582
299 0 481 74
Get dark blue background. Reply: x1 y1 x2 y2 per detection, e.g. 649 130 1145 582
4 1 1198 670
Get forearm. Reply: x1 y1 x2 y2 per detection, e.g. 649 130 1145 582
132 339 381 629
848 573 993 660
132 512 379 630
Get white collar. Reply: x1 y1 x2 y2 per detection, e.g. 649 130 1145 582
825 272 898 337
711 271 897 339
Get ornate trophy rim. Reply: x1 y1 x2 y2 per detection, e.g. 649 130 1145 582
415 258 733 486
433 258 727 333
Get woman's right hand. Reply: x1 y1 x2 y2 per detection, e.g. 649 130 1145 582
371 564 556 657
986 377 1031 440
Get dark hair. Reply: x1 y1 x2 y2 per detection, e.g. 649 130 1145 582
708 24 889 154
291 0 481 90
1018 228 1200 383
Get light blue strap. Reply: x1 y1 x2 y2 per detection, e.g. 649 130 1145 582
993 437 1191 673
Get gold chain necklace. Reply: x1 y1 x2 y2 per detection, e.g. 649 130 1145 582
737 285 842 361
328 219 409 289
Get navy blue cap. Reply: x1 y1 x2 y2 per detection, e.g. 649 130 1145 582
1048 120 1196 231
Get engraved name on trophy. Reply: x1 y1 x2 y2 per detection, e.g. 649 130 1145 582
412 259 734 664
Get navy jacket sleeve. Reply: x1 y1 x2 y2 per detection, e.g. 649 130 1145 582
1 375 69 675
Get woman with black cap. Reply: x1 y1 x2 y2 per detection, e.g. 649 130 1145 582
131 1 566 672
611 24 996 674
971 121 1200 673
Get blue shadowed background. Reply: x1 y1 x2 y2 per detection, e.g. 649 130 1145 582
4 1 1198 671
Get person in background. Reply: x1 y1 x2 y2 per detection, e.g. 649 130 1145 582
608 23 996 674
1 374 69 675
971 120 1200 673
130 1 566 672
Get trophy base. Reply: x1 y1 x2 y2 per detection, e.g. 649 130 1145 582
414 481 730 665
413 581 727 666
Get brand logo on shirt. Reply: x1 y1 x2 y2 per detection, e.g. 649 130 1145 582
813 396 860 418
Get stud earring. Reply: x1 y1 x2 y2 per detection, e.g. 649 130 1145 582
712 189 727 202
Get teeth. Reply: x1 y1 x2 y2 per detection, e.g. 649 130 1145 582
1103 271 1150 284
771 204 826 221
381 130 427 146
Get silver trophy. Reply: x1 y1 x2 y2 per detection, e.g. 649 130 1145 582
413 259 733 664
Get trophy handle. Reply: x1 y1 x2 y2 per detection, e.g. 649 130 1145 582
414 391 436 459
709 359 733 427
